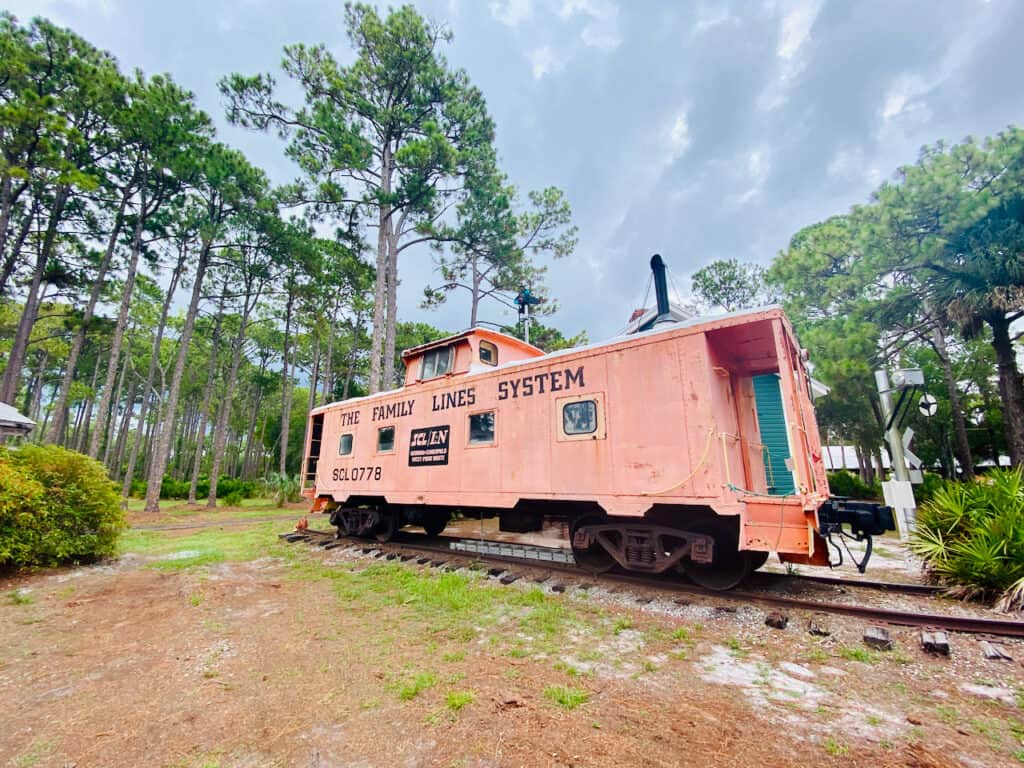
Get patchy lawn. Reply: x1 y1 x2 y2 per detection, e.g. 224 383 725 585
1 520 1022 767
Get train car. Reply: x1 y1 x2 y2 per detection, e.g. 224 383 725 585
301 255 893 589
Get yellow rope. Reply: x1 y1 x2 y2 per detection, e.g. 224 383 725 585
641 423 716 497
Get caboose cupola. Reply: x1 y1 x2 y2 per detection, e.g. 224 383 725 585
400 328 545 387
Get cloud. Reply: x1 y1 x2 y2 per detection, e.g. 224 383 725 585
5 0 116 24
560 0 621 50
528 45 565 78
693 6 731 34
881 73 931 120
490 0 533 27
776 0 821 60
668 110 691 160
734 149 770 204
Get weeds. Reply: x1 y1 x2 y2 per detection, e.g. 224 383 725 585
446 690 474 711
8 590 32 605
824 737 849 757
544 684 589 710
397 671 438 701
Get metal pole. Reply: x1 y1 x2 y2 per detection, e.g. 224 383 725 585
524 303 530 346
874 369 910 482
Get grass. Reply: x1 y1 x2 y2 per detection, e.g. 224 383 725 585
396 671 438 701
446 690 474 711
441 650 466 662
544 685 589 710
8 590 32 605
839 646 877 664
824 738 849 757
120 522 284 570
612 617 634 634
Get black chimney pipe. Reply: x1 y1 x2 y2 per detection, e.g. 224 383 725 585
650 253 671 321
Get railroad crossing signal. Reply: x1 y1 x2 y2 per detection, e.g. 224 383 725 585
918 394 938 417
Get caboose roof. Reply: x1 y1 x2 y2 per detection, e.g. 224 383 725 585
399 327 543 360
311 305 796 415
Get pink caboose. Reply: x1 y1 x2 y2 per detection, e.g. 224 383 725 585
303 257 893 588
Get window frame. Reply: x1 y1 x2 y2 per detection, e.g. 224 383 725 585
466 409 497 448
376 425 396 454
478 340 498 367
420 345 453 380
338 432 355 456
554 392 607 442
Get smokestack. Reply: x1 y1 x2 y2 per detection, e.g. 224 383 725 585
650 253 671 323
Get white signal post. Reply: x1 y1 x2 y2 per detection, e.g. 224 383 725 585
875 368 922 541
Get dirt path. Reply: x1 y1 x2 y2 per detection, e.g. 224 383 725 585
2 523 1022 767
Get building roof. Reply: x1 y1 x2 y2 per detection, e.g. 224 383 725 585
0 401 35 436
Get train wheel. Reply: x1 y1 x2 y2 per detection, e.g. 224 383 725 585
422 510 449 537
570 517 617 573
374 510 399 543
680 518 752 591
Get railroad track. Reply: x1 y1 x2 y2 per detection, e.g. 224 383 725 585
280 527 1024 640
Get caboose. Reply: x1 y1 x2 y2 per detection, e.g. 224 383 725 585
302 255 893 589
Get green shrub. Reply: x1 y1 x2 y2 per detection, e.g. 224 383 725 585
913 471 947 506
261 473 301 507
0 445 125 567
827 470 881 500
911 468 1024 611
156 475 258 501
220 490 245 507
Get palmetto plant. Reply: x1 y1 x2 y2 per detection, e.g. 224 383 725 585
262 473 302 508
911 468 1024 611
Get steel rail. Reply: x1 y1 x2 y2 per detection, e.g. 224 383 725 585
281 527 1024 639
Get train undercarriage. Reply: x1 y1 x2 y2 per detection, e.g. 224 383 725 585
325 499 783 590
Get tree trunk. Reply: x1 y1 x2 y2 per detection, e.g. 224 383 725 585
26 351 48 425
102 344 131 468
930 320 974 479
278 291 295 477
384 222 399 390
207 303 255 507
989 315 1024 467
143 238 214 513
112 376 137 479
121 246 184 496
48 193 129 442
0 195 39 299
368 146 392 395
297 329 321 477
322 301 337 404
76 351 103 454
0 187 69 403
89 197 145 459
470 258 482 328
187 296 226 504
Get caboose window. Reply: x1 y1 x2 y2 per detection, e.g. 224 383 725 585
377 426 395 453
339 433 354 455
420 346 453 379
479 341 498 366
469 411 496 444
563 400 597 435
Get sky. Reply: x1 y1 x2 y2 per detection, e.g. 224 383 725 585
8 0 1024 341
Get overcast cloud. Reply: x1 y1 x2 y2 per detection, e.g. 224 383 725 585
8 0 1024 340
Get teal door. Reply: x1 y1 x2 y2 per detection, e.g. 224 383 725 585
752 374 795 495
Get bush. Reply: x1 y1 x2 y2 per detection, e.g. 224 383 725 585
0 445 125 568
155 475 258 501
913 471 947 506
911 468 1024 611
827 470 881 500
261 473 301 507
220 490 245 507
